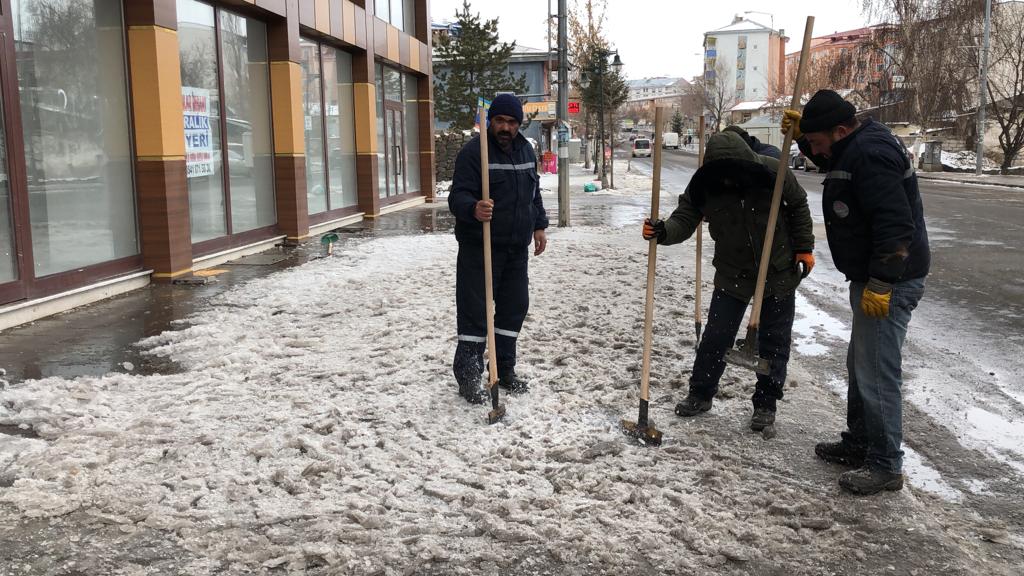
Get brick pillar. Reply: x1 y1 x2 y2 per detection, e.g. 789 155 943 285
353 51 381 216
125 1 192 281
414 0 435 202
267 3 309 241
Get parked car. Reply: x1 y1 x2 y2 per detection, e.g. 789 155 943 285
789 143 806 170
662 132 680 149
631 138 652 157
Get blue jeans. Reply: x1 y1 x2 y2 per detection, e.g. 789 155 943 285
841 278 925 473
689 288 795 410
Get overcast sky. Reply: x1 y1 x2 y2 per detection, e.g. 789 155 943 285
430 0 871 81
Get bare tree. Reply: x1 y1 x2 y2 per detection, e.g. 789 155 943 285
861 0 985 132
689 60 735 132
986 2 1024 172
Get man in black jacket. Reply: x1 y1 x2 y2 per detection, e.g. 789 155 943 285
448 94 549 404
782 90 930 495
643 131 815 432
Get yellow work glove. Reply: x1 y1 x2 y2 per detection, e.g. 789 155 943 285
781 109 803 139
860 278 892 319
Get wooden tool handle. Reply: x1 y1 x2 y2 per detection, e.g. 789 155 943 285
749 15 815 331
695 115 705 325
640 107 667 402
479 106 498 388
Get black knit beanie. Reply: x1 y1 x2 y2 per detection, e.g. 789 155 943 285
487 94 524 124
799 89 856 134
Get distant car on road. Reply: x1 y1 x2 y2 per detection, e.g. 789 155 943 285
662 132 680 149
789 142 825 173
631 138 652 157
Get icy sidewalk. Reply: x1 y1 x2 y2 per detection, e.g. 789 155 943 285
1 223 1018 575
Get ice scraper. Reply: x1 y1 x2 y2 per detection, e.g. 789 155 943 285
725 16 815 376
479 103 506 425
621 106 668 447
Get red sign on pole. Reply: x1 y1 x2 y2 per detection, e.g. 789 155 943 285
568 101 581 115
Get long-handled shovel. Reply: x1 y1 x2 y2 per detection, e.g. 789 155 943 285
479 105 506 425
621 106 667 447
694 116 706 352
725 15 816 375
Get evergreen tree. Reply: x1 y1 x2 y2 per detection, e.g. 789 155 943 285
670 110 684 135
433 1 528 130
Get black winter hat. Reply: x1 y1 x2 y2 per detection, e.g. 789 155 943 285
799 89 856 134
487 93 524 124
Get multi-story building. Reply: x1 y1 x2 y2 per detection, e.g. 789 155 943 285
627 77 689 102
784 26 892 95
0 0 435 329
703 16 788 105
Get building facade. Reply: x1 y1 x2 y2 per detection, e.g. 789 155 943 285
703 16 787 105
0 0 434 327
626 77 688 102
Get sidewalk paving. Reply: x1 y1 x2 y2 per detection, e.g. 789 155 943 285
916 171 1024 189
0 167 1021 575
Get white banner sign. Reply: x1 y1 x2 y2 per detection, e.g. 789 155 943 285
182 87 214 178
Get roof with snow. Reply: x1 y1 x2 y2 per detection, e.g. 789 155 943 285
628 77 687 89
707 17 775 35
729 100 769 112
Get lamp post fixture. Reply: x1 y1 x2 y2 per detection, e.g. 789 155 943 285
580 48 623 189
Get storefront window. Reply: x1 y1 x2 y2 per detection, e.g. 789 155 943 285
178 1 274 243
324 48 358 209
300 38 326 214
404 74 420 193
375 64 386 198
178 0 225 242
303 40 358 215
13 0 137 277
220 11 275 234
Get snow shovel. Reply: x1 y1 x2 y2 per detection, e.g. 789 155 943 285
694 116 706 352
479 105 506 425
621 106 667 447
725 15 815 376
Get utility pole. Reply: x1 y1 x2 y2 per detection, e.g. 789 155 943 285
556 0 570 227
976 0 992 176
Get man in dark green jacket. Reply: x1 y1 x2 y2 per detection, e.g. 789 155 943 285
643 131 815 431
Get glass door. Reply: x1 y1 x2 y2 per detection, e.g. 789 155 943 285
384 105 405 197
0 27 21 303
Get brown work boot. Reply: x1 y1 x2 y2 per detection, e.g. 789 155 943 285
839 466 904 495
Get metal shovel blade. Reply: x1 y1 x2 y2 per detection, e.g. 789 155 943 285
486 385 506 425
725 329 772 375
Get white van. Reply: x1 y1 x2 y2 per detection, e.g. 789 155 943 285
662 132 680 149
631 138 652 157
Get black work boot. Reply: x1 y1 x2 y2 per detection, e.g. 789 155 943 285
497 370 529 394
458 379 489 405
815 441 866 468
675 394 713 417
839 466 904 495
749 407 776 431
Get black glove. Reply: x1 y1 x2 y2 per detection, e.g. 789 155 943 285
642 218 667 243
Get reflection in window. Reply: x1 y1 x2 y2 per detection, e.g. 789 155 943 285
300 38 326 214
220 10 275 234
404 74 420 193
0 93 13 283
325 48 358 209
177 0 226 242
13 0 137 276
